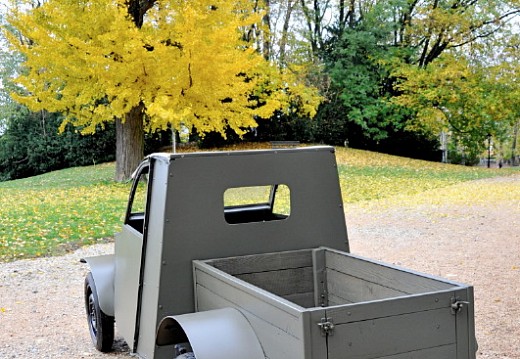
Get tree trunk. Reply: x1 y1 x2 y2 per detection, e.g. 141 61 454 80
279 0 295 67
300 0 319 63
512 120 519 166
263 0 271 60
115 103 145 181
112 1 154 181
348 0 356 29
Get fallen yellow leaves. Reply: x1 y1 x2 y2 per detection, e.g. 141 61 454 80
0 146 518 262
0 182 129 261
352 174 520 215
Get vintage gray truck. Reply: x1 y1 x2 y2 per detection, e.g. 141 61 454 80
82 146 477 359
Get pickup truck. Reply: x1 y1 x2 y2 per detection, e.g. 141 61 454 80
83 146 477 359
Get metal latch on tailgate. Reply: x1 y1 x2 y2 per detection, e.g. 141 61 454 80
451 297 470 314
318 317 335 336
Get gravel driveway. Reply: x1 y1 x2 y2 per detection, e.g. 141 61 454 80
1 174 518 358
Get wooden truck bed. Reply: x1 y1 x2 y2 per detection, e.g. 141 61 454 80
193 247 476 359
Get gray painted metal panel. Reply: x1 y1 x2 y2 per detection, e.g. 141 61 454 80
114 228 142 348
156 308 265 359
136 158 170 359
83 255 115 316
157 147 348 320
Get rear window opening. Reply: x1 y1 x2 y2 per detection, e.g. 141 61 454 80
223 185 291 224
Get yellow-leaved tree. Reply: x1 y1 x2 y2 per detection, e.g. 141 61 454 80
5 0 321 180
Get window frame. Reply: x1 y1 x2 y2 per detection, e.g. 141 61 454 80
125 161 152 234
223 184 291 224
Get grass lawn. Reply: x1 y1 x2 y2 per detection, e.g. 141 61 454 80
0 162 130 261
335 147 519 203
0 146 518 261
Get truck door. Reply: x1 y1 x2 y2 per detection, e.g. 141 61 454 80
114 161 151 352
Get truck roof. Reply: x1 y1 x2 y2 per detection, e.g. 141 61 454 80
147 145 336 162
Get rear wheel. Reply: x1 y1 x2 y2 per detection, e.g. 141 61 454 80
84 272 114 352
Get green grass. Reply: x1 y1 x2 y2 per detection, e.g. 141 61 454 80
335 147 519 203
0 162 130 261
0 162 118 189
0 148 518 262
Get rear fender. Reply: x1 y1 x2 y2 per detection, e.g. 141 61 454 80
82 255 115 316
156 308 265 359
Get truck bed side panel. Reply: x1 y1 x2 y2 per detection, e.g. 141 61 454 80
194 262 309 359
328 307 456 359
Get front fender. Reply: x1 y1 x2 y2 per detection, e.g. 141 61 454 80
82 255 115 316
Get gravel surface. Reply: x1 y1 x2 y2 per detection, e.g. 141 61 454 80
346 175 520 359
1 175 518 358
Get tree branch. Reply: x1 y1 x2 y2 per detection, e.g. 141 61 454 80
125 0 157 28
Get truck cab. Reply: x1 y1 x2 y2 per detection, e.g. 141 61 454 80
83 146 350 359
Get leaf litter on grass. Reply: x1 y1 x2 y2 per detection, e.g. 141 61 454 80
0 147 519 261
0 163 130 261
335 147 519 204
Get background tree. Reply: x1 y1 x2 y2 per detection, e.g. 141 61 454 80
0 1 120 181
486 33 520 165
0 108 116 181
5 0 321 180
0 2 25 134
299 0 520 162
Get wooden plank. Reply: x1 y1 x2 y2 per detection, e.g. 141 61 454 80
284 292 315 308
196 284 305 359
312 248 328 307
327 292 354 306
466 287 478 358
376 344 457 358
325 250 456 294
194 266 304 338
327 268 407 303
303 309 328 359
453 288 477 359
206 249 313 275
327 290 455 325
236 266 314 297
194 261 304 313
328 308 456 359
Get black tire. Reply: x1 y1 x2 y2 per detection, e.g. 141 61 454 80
84 272 114 352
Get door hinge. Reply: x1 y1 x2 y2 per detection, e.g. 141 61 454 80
451 297 470 315
318 317 335 336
